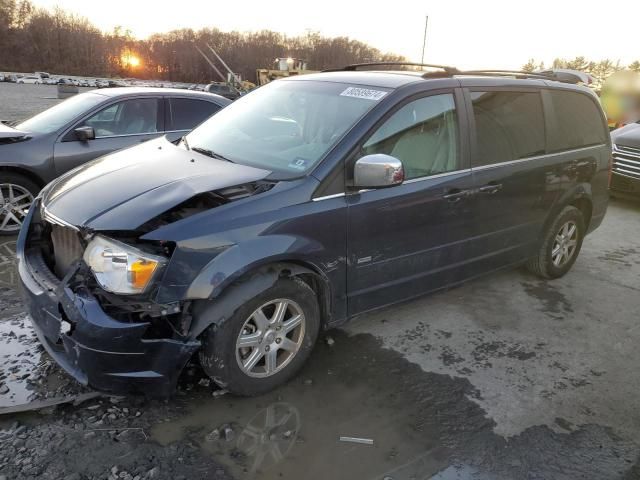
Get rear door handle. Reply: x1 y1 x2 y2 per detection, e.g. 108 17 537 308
477 183 503 194
442 189 470 203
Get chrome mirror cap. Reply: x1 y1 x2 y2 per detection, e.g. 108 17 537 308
354 154 404 188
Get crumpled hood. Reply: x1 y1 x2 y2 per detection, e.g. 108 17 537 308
42 137 271 230
611 123 640 149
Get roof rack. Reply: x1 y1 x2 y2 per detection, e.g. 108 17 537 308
325 63 587 85
453 69 553 80
323 62 460 75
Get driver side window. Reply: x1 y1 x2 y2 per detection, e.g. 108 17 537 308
362 93 460 180
81 98 159 138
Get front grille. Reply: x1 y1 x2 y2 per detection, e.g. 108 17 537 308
50 224 84 279
612 145 640 180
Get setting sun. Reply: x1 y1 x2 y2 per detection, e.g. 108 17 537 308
121 52 141 68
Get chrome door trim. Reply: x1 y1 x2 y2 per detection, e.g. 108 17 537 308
312 192 346 202
93 131 162 140
472 144 605 171
403 168 471 184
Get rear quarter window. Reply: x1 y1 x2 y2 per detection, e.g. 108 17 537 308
548 90 607 152
169 98 221 131
471 91 546 166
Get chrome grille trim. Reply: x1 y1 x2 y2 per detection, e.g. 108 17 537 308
613 145 640 179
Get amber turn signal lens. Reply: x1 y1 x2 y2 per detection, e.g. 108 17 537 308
129 260 158 290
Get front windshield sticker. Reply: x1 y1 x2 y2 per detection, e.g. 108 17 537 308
288 158 309 170
340 87 388 101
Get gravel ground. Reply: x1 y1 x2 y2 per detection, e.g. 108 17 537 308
0 83 92 123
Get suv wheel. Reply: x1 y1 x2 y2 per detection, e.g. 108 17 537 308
199 277 320 396
0 173 39 235
527 206 585 279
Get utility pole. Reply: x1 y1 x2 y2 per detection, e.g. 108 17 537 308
421 15 429 63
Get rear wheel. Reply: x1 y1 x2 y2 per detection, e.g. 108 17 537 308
527 206 585 279
199 277 320 396
0 173 38 235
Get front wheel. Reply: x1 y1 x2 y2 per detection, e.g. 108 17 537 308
199 277 320 396
527 206 585 279
0 173 39 235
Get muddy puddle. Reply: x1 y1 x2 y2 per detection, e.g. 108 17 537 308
154 332 639 480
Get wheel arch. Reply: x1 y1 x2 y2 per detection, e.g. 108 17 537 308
188 260 332 341
542 184 593 239
0 165 46 189
569 196 593 230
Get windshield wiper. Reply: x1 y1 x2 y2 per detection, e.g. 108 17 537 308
191 146 234 163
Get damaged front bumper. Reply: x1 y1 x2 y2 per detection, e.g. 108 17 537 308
17 205 200 397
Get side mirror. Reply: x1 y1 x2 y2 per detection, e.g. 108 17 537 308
74 126 95 142
354 154 404 189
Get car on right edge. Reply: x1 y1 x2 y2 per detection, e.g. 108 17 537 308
610 122 640 199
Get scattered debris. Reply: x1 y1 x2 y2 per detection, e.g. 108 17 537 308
205 428 220 442
212 389 228 398
339 436 374 446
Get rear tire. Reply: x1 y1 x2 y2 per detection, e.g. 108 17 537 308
0 173 39 236
526 206 585 279
199 276 320 396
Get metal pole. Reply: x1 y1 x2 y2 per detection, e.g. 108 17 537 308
206 44 242 86
195 45 226 82
421 15 429 63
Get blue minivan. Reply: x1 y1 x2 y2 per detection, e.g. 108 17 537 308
18 64 611 396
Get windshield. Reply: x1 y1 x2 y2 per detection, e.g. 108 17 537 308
186 80 390 175
17 92 105 134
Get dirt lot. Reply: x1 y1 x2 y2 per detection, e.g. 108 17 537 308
0 83 92 123
1 88 640 480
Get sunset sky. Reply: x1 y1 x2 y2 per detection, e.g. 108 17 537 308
31 0 640 70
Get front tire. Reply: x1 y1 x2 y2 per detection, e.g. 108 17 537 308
0 173 39 235
199 277 320 396
527 206 585 279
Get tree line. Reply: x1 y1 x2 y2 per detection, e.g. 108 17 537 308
0 0 405 83
3 1 638 86
522 57 640 86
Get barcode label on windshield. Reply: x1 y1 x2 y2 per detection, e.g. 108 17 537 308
340 87 387 101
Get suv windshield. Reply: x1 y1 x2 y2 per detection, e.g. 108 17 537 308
186 80 390 175
17 92 105 134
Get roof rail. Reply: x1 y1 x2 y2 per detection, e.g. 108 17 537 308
456 70 553 80
537 69 593 85
323 64 589 85
324 62 460 75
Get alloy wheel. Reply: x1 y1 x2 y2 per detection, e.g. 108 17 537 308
0 184 33 233
236 299 306 378
551 220 578 267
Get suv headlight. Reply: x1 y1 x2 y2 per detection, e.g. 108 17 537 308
83 235 167 294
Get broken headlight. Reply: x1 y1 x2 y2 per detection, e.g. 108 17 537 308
83 235 167 295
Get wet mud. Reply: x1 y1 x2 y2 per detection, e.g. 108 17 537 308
154 332 639 480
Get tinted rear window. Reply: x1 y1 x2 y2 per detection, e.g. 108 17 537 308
169 98 220 131
471 91 545 166
548 90 607 152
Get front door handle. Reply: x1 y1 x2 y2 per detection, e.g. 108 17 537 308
442 189 469 203
477 183 503 194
